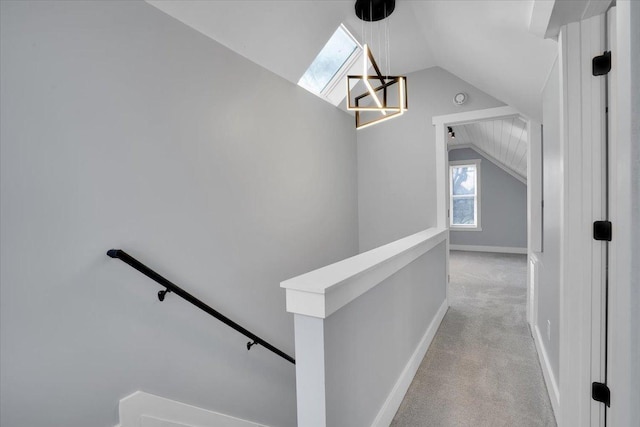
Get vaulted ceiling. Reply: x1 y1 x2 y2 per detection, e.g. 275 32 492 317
146 0 559 122
448 117 529 182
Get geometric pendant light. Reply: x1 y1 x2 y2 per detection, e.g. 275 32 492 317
346 44 407 129
346 0 408 130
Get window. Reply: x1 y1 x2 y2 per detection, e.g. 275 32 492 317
449 159 481 230
298 24 361 105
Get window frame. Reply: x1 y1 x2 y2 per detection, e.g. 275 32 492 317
449 159 482 231
297 24 363 106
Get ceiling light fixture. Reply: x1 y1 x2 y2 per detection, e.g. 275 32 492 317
448 126 456 139
347 0 407 130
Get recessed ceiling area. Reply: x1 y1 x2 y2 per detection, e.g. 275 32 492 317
146 1 558 121
448 117 528 182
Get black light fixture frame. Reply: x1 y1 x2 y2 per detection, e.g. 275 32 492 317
347 46 408 129
355 0 395 22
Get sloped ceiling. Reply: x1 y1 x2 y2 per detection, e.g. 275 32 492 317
147 1 558 121
448 117 528 181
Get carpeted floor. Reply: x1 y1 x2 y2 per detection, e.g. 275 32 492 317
391 250 557 427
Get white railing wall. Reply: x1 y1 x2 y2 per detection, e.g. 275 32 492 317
281 228 449 427
117 391 269 427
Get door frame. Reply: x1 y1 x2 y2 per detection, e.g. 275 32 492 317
606 4 635 426
556 6 637 426
557 13 608 427
432 106 529 307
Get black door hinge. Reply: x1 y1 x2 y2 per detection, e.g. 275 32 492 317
592 382 610 407
594 221 612 241
593 51 611 76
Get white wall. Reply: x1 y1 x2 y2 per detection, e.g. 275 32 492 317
357 67 504 251
448 147 527 249
626 0 640 422
0 2 358 426
631 1 640 420
604 4 639 424
536 58 561 384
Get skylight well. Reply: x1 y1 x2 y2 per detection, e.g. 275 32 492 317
298 24 361 104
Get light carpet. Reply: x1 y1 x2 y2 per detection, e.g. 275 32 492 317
391 250 556 427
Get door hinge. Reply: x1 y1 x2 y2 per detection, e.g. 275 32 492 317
593 221 612 241
593 51 611 76
592 382 610 407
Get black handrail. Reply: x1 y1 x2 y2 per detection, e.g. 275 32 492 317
107 249 295 364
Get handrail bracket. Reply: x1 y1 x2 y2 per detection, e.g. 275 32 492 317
157 289 171 302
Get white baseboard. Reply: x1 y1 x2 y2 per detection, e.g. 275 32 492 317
371 299 449 427
450 244 527 254
118 391 268 427
532 324 560 419
141 416 191 427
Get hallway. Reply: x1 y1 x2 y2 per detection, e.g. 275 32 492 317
392 251 556 426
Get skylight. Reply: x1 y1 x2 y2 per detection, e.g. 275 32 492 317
298 25 360 97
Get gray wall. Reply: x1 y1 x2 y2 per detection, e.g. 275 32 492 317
629 0 640 421
536 58 561 382
0 2 358 426
324 242 447 426
357 67 505 251
448 148 527 249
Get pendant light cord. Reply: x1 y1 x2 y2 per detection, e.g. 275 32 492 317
386 4 390 76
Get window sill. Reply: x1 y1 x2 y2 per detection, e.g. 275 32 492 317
450 226 483 232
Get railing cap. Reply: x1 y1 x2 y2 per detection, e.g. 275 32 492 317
280 227 447 318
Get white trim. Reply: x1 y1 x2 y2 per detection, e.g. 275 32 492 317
436 120 450 303
434 105 530 318
371 300 449 427
528 255 540 328
544 0 612 39
448 159 480 166
449 244 527 254
533 324 560 419
141 416 191 427
583 1 613 21
529 0 557 38
527 120 542 331
449 226 483 232
558 14 607 427
449 159 482 230
118 391 268 427
527 120 543 253
281 227 447 318
435 115 449 230
432 106 524 126
448 143 527 184
608 5 635 426
294 315 327 427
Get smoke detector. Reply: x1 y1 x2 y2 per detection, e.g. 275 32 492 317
453 92 467 105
